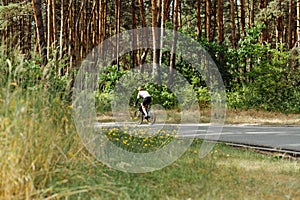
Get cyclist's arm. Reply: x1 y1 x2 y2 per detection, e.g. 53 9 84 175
134 92 140 106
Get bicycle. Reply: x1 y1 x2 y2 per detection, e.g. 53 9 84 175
132 105 156 125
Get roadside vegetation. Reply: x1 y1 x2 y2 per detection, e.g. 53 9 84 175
1 103 300 199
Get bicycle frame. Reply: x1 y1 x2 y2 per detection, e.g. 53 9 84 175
133 105 156 125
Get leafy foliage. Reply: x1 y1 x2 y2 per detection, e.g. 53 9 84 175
226 25 299 113
95 24 299 114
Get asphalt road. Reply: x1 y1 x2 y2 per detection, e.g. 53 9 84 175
188 124 300 153
95 123 300 154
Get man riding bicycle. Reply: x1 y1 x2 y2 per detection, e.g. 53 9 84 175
134 86 152 119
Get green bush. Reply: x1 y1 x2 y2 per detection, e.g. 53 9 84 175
95 91 113 112
225 25 299 113
98 65 125 93
143 83 178 109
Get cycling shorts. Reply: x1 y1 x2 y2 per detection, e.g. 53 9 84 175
142 97 151 107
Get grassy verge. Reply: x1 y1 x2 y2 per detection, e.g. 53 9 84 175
109 142 300 199
1 87 300 199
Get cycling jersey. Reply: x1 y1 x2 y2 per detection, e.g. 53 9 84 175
137 90 151 99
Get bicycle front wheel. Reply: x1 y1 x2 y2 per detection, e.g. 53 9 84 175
132 109 143 124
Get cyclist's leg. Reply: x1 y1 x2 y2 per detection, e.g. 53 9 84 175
141 102 148 116
142 97 151 118
139 105 143 113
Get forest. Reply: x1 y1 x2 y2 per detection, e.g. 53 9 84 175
1 1 300 199
0 0 299 113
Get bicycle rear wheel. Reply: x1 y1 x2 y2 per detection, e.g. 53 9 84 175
146 109 156 125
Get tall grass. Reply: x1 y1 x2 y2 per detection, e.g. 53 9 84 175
0 86 130 199
0 47 123 199
0 47 64 198
1 89 68 198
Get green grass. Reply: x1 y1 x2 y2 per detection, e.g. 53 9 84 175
1 87 300 199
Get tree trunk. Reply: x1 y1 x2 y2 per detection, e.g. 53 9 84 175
99 0 106 55
139 0 147 28
159 0 165 67
32 0 47 65
20 16 25 54
59 0 64 60
93 0 98 46
169 0 179 87
212 0 217 41
206 0 211 41
79 1 85 59
250 0 255 27
240 0 246 37
151 0 161 83
27 15 33 55
52 0 56 50
179 0 182 28
85 2 90 59
115 0 121 69
259 0 269 44
47 0 53 59
297 0 300 42
276 0 283 48
164 0 171 21
132 0 137 69
68 0 73 68
235 0 240 42
217 0 223 44
230 0 236 48
288 0 294 48
138 0 149 70
196 0 202 39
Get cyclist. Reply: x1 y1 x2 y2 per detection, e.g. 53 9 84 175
134 86 152 119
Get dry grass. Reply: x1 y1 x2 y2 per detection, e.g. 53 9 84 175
217 158 300 172
225 109 300 125
97 109 300 125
